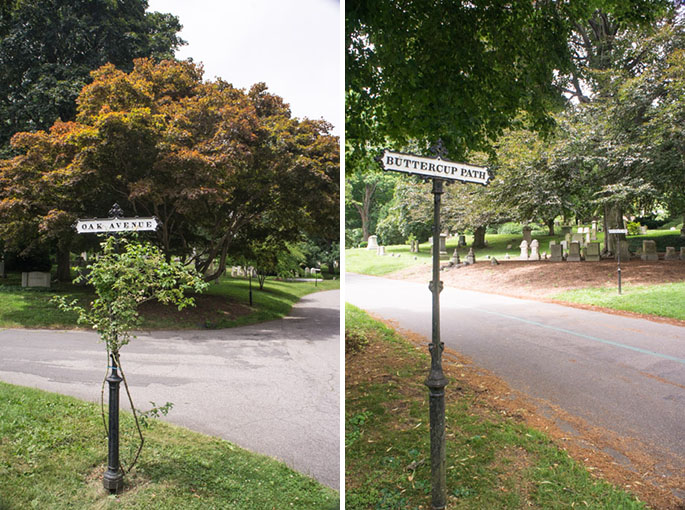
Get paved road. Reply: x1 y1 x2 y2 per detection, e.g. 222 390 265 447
0 290 340 489
347 273 685 482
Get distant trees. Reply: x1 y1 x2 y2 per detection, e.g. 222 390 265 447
0 0 183 157
0 59 339 281
345 3 683 245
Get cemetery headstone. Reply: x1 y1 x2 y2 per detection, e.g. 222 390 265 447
378 246 386 256
567 242 581 262
367 235 378 250
490 257 499 265
439 233 448 260
519 240 529 260
571 233 584 246
560 225 572 236
640 240 658 261
616 240 631 261
21 271 51 288
584 241 601 262
458 234 467 247
549 242 563 262
450 249 460 265
664 246 678 260
466 247 476 265
529 239 540 260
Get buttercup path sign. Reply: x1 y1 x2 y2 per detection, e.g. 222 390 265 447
378 141 491 510
381 149 490 185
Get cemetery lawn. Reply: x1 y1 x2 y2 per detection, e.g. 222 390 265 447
389 259 685 324
0 381 338 510
346 230 684 277
345 304 671 510
0 274 339 330
552 282 685 321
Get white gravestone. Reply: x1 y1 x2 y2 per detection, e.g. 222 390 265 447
519 240 529 260
529 239 540 260
367 235 378 250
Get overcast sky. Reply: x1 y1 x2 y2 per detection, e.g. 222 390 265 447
146 0 341 134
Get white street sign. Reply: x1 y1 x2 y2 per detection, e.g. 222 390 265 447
75 217 159 234
608 229 628 234
381 149 490 185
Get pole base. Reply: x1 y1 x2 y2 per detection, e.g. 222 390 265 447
103 468 124 492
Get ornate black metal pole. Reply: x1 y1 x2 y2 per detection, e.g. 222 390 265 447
617 234 622 295
426 178 448 510
103 352 124 492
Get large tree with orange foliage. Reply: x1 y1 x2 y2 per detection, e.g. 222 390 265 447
0 59 339 281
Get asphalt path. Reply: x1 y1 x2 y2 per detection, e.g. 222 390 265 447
0 289 340 489
346 273 685 483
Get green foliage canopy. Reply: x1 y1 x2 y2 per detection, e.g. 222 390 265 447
0 0 183 156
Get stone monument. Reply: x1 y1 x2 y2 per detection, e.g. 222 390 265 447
584 241 601 262
640 240 658 261
567 242 581 262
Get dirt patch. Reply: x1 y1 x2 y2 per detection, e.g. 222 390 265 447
138 294 251 328
389 259 685 326
369 317 685 510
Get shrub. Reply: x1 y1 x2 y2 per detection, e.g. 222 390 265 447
626 221 642 236
345 327 370 354
497 222 523 235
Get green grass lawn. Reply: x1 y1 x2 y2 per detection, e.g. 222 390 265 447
0 273 339 330
0 382 338 510
552 282 685 321
345 304 649 509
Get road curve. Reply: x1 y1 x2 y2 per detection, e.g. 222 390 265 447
346 273 685 493
0 289 340 489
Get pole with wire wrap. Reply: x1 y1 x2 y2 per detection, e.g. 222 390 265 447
103 352 124 492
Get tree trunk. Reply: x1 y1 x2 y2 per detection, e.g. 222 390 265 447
604 203 625 254
546 219 555 236
354 182 377 243
681 212 685 238
472 226 486 249
56 245 71 282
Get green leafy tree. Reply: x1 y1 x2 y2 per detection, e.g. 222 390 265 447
53 235 207 468
0 0 183 156
345 164 397 244
54 236 207 352
0 59 339 281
